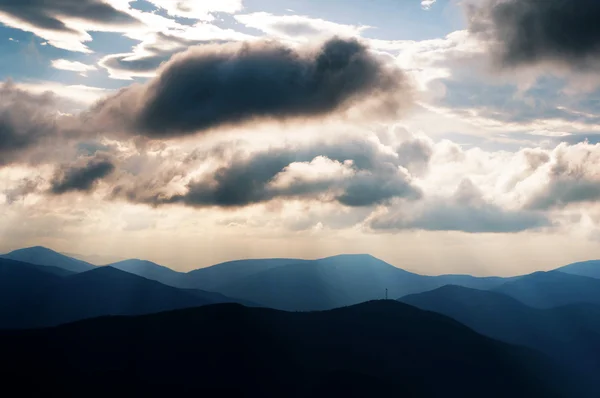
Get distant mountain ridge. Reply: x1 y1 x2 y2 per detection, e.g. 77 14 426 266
557 260 600 280
0 260 258 329
6 245 600 312
493 271 600 308
1 246 95 273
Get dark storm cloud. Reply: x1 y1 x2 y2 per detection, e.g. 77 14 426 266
111 139 422 208
0 81 61 166
0 0 139 33
468 0 600 68
370 180 550 233
90 37 412 138
50 157 115 195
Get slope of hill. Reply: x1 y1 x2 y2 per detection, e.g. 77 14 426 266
556 260 600 280
493 271 600 308
400 285 600 393
186 258 308 291
0 247 519 310
0 258 73 329
0 257 73 277
1 246 95 273
188 254 514 297
216 254 514 311
105 259 191 288
0 264 253 329
0 301 573 397
61 251 127 265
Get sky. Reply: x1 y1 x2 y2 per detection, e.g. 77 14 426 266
2 0 600 276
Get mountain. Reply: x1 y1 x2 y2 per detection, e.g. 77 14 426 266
1 246 95 273
493 271 600 308
400 285 600 393
61 251 127 265
0 264 254 329
216 254 515 311
0 257 73 277
0 248 519 312
186 258 308 291
556 260 600 280
105 259 190 288
189 254 513 295
0 301 573 397
0 258 76 328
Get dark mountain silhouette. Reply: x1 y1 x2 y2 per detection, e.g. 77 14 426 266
556 260 600 280
0 263 255 329
1 246 95 273
217 254 516 311
400 285 600 394
0 301 572 397
493 271 600 308
0 258 68 325
0 257 73 278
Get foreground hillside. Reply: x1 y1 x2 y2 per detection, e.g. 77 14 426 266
0 301 570 397
400 285 600 393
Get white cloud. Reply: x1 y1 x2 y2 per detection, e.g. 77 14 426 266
421 0 437 10
14 81 111 109
147 0 243 20
234 12 369 43
0 0 243 54
51 59 97 74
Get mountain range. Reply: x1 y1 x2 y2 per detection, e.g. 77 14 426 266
3 245 600 396
4 246 600 311
0 257 254 329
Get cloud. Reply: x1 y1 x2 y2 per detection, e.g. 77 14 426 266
89 37 413 138
526 143 600 209
396 27 600 136
396 136 433 176
98 28 254 80
0 0 141 52
3 177 42 204
0 81 66 166
14 81 112 109
421 1 437 10
51 59 97 73
467 0 600 69
146 0 243 20
50 156 115 194
370 179 550 233
234 12 369 42
111 137 422 208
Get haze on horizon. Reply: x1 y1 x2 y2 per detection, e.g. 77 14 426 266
2 0 600 276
